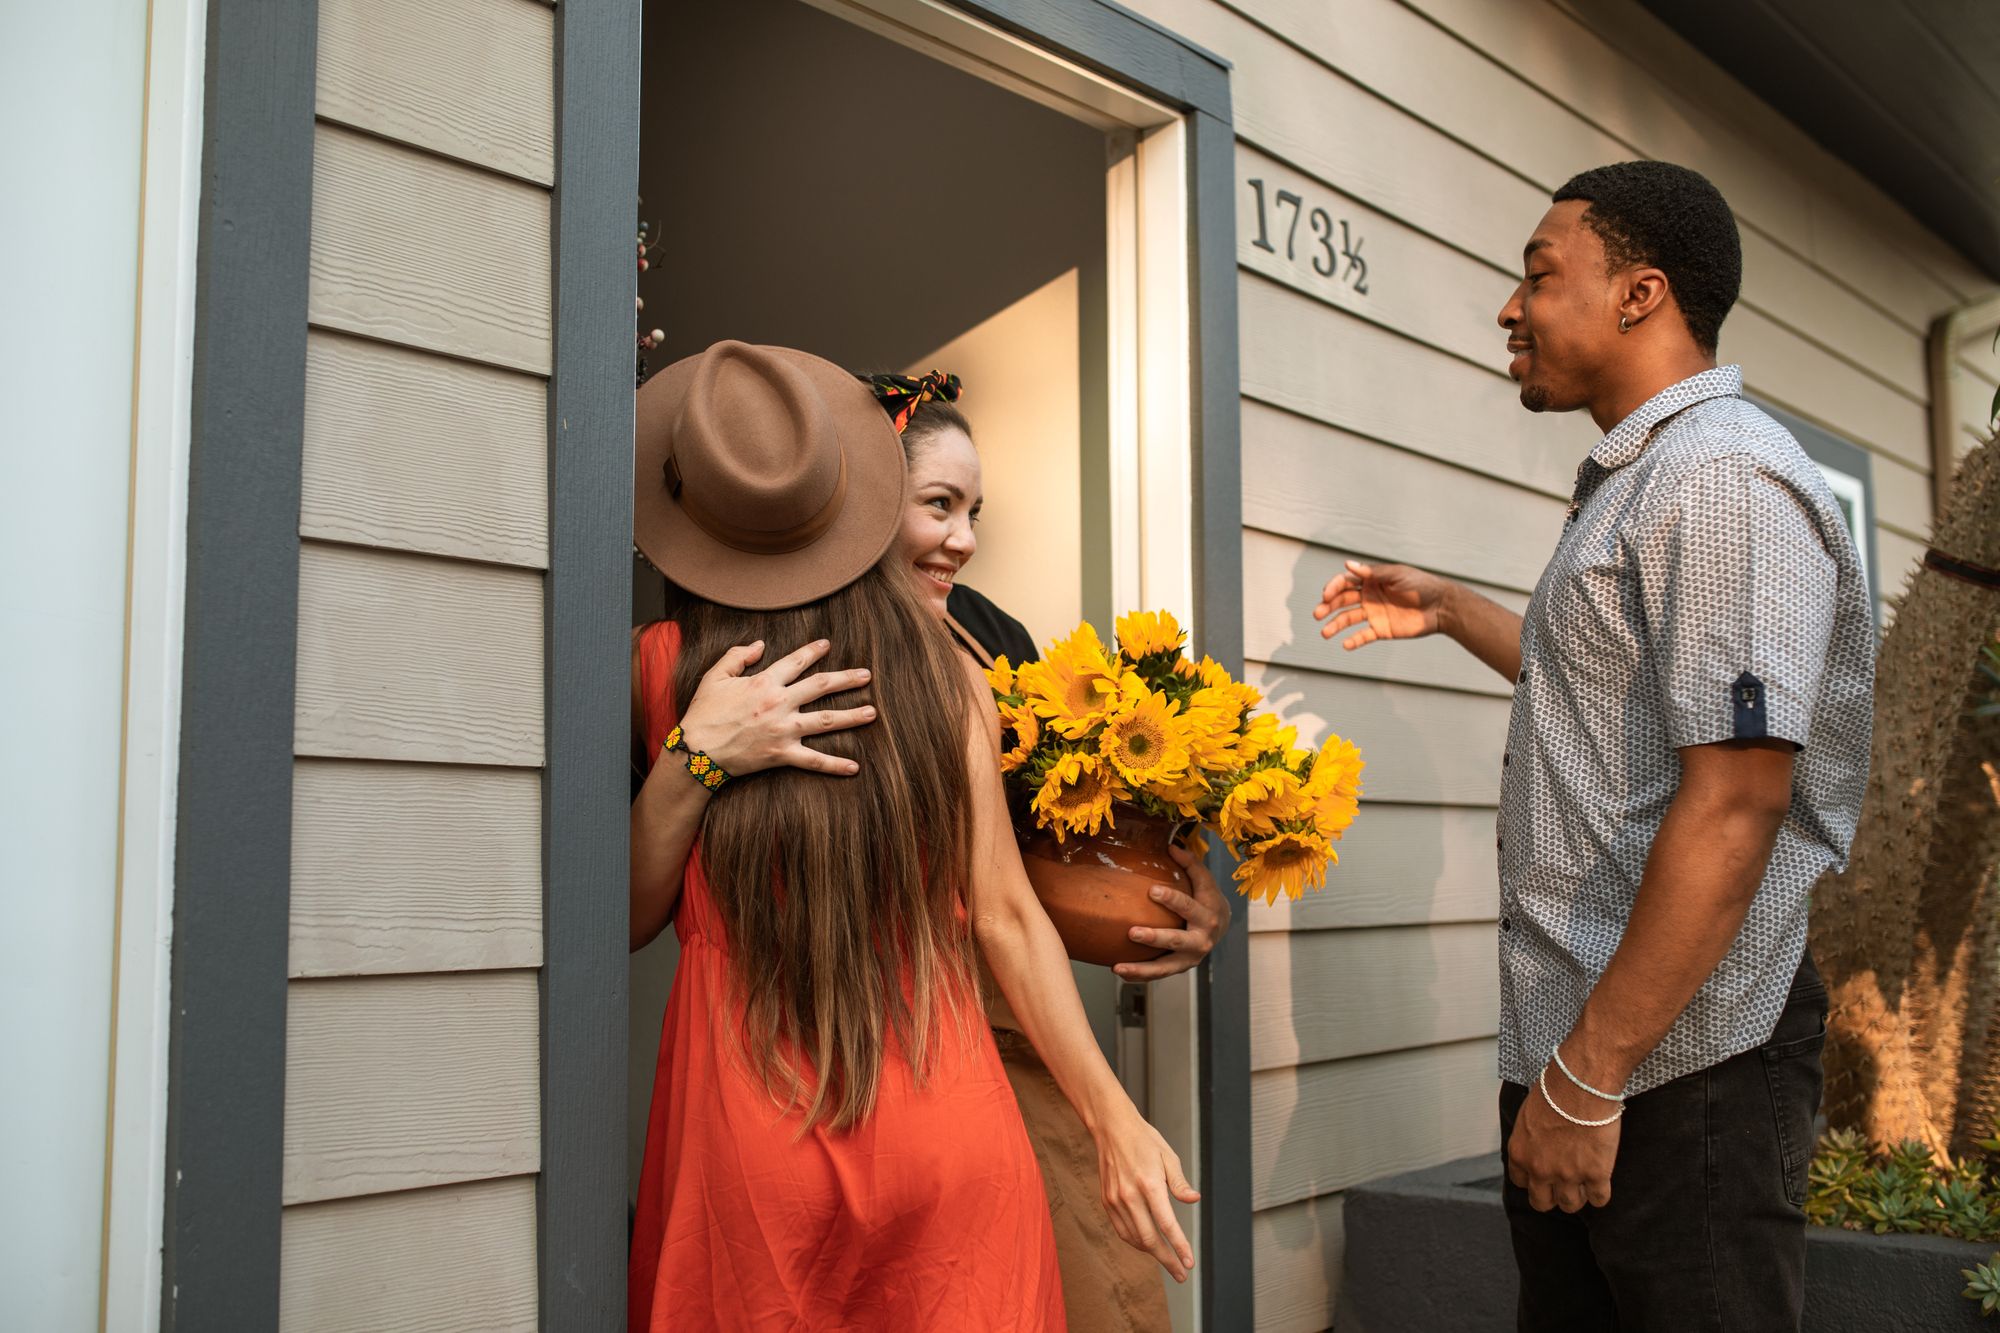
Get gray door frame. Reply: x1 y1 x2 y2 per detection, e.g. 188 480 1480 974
163 0 1237 1327
160 1 638 1327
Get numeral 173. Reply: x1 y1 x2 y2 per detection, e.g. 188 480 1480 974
1247 178 1368 294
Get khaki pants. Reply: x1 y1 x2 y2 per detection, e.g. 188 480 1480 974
992 1027 1172 1332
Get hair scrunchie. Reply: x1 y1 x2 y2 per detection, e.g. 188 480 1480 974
865 369 962 434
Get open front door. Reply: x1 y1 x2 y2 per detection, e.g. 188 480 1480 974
629 0 1241 1325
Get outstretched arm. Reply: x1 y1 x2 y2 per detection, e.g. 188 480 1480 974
1315 559 1525 682
958 659 1201 1282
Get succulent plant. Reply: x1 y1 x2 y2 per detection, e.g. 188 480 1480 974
1963 1255 2000 1317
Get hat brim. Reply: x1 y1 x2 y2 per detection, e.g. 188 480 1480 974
634 346 908 611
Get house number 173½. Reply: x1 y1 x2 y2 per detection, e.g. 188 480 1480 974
1247 178 1368 294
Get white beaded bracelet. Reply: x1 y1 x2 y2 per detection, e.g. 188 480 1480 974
1538 1068 1624 1128
1552 1048 1627 1104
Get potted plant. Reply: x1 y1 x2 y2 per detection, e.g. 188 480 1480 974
984 610 1363 965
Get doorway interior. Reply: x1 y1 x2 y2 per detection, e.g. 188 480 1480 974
627 0 1199 1314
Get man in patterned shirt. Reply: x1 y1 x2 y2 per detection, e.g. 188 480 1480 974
1314 161 1873 1329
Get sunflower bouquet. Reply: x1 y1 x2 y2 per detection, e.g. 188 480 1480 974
986 610 1363 905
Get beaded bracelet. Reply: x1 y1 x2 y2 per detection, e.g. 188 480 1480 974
1538 1068 1623 1128
664 725 731 792
1552 1048 1627 1104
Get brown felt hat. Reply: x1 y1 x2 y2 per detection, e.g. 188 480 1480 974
634 341 907 610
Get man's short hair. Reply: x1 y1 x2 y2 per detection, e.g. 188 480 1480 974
1552 161 1741 355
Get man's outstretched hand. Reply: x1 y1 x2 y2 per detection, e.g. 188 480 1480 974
1315 559 1525 682
1314 560 1451 650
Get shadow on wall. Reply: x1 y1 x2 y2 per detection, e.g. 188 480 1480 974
1245 538 1467 1306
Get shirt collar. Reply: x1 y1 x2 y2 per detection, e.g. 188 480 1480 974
1589 365 1743 471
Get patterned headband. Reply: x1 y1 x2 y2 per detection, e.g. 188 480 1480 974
865 369 962 434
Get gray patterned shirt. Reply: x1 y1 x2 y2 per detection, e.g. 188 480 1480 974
1496 365 1874 1095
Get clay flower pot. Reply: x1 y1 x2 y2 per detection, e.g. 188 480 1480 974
1015 806 1190 967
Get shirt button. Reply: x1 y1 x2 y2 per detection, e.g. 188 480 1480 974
1501 918 1512 932
1502 753 1510 767
1517 669 1527 684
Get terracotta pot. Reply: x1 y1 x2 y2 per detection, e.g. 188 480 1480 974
1015 806 1190 967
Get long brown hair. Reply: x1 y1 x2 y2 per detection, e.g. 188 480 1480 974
664 561 978 1130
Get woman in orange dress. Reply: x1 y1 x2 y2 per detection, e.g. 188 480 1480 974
627 341 1195 1332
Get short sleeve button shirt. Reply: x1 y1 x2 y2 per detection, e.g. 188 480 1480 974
1496 365 1875 1095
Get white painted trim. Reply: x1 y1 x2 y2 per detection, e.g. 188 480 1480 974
1134 119 1194 627
1101 107 1204 1333
101 0 205 1325
1105 132 1145 617
794 0 1178 130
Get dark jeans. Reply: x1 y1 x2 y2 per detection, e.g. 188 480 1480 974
1499 955 1829 1332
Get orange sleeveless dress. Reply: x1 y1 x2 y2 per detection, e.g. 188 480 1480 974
628 622 1066 1332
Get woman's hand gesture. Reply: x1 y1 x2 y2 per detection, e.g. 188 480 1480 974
1095 1104 1202 1281
678 639 875 778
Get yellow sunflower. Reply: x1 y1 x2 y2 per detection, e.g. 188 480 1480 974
1033 751 1129 841
1017 623 1127 739
1304 735 1365 839
986 654 1018 697
1219 767 1313 843
998 700 1041 773
1233 828 1335 905
1233 712 1299 766
1193 656 1262 710
1098 689 1191 787
1143 769 1210 820
1115 609 1186 660
1181 688 1247 773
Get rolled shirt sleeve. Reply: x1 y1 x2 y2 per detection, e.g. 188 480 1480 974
1638 453 1838 751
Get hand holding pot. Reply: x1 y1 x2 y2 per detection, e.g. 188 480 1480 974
1114 843 1232 981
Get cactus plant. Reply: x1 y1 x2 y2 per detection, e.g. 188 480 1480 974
1809 433 2000 1159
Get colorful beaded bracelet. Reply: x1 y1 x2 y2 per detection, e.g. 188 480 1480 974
664 725 731 791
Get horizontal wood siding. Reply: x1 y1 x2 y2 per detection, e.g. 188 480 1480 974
294 541 545 765
279 1177 538 1332
309 123 552 374
1252 1193 1346 1333
302 330 549 567
1252 1039 1502 1209
1247 803 1499 933
1112 0 1990 1322
290 758 543 977
286 15 554 1321
284 971 541 1203
1249 924 1500 1070
1243 663 1509 807
316 0 555 184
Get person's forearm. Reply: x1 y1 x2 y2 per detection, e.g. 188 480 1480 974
1442 581 1525 682
629 763 709 951
975 899 1128 1134
1559 776 1788 1091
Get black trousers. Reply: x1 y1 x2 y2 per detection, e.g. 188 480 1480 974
1499 956 1828 1332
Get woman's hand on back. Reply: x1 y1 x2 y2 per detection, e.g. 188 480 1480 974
1113 844 1231 982
678 639 876 778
